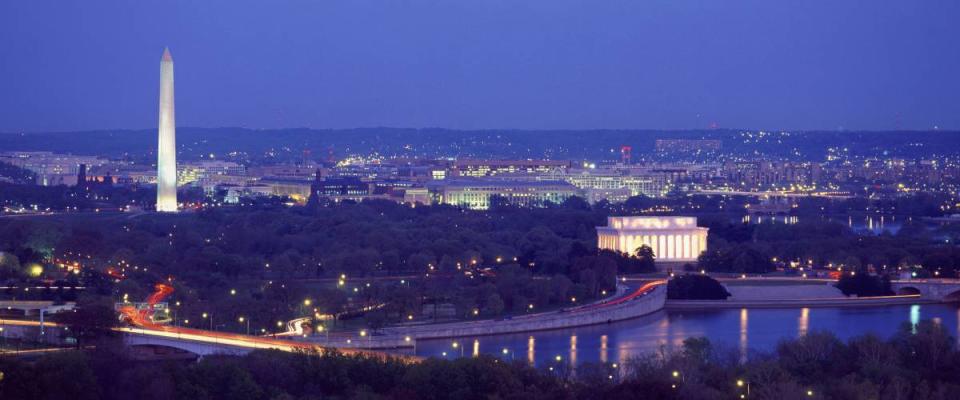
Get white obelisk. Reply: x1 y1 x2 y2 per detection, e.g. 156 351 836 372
156 47 178 212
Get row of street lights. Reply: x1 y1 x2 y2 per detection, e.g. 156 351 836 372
669 372 814 398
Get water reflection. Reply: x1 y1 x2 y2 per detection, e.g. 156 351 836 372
600 335 608 363
739 308 748 363
527 336 535 364
410 304 960 367
910 304 920 333
742 215 798 225
741 214 902 235
570 335 577 366
798 308 809 337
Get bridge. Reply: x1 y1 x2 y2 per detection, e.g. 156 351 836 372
121 327 288 358
117 325 420 361
891 280 960 301
0 318 417 362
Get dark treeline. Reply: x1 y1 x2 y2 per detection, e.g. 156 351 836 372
0 160 36 184
697 215 960 276
2 195 958 330
2 321 959 400
0 199 652 330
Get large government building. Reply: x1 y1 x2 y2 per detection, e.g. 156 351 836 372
596 216 708 263
428 179 576 210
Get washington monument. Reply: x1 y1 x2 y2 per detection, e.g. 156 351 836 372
156 47 177 212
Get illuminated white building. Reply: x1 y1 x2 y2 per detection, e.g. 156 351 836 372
429 179 576 210
156 47 178 212
178 161 246 186
596 216 708 262
561 171 661 198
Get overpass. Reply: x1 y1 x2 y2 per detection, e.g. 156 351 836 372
0 300 76 315
891 280 960 301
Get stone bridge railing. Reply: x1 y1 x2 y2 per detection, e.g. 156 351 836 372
891 280 960 301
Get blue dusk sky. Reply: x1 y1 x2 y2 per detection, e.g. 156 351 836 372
1 0 958 132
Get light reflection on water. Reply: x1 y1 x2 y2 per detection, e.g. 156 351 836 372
740 214 903 235
405 304 960 367
739 308 748 363
798 307 809 337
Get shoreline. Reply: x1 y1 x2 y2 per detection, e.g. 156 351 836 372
307 283 668 348
664 294 942 310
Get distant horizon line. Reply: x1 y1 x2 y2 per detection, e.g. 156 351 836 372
1 126 957 135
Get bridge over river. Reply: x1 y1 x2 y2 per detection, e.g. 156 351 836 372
3 278 956 360
891 279 960 301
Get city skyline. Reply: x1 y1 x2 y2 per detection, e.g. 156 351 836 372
1 1 959 132
3 3 960 399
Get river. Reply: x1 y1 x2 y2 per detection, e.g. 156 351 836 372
403 303 960 366
741 214 906 235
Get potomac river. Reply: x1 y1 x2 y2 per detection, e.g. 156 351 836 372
400 303 960 367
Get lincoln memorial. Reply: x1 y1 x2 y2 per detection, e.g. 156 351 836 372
596 216 708 263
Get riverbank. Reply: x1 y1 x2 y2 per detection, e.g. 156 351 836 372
306 282 667 349
665 294 932 309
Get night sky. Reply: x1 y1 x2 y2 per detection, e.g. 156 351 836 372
1 1 958 132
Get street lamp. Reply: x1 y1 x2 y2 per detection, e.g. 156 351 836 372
452 341 464 357
320 325 328 339
238 316 250 335
202 312 213 331
671 370 685 385
737 379 750 397
360 329 371 346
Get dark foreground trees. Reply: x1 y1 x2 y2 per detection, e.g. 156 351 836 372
667 274 731 300
835 273 894 297
4 321 956 400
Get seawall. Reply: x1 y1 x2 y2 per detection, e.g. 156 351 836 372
314 285 667 348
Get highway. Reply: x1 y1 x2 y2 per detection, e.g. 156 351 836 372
0 317 417 361
0 278 667 359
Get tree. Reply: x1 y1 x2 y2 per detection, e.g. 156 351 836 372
366 310 388 332
33 351 101 400
485 293 505 316
834 274 893 297
0 251 21 279
53 297 119 347
667 274 731 300
561 196 591 211
634 245 656 271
